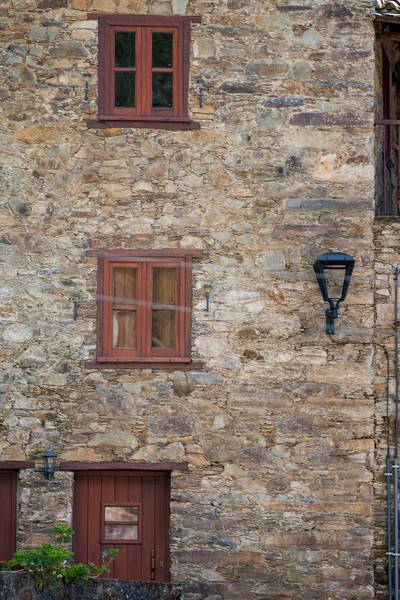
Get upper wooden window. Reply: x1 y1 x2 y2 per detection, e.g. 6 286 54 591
91 249 202 365
90 14 201 130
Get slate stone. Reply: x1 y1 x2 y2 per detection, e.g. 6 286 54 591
186 372 223 385
29 26 59 42
284 198 371 212
8 198 29 216
290 111 369 127
263 250 285 271
149 415 197 436
49 42 89 59
221 83 262 94
10 66 36 84
246 59 290 77
261 97 304 107
37 0 67 6
0 87 10 100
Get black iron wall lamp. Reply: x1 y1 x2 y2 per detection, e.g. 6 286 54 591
203 283 212 312
313 252 355 334
43 446 57 480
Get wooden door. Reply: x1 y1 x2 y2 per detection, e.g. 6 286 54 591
0 471 17 562
72 471 169 581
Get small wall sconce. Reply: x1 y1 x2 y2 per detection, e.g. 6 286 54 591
203 283 212 312
83 73 92 101
197 78 205 108
71 291 82 321
313 252 355 334
43 446 57 480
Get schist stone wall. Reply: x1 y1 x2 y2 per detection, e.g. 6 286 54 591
0 573 183 600
0 0 382 598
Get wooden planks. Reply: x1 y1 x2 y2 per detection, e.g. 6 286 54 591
72 472 170 581
0 472 17 561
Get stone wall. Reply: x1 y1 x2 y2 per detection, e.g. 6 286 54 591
0 0 379 598
0 573 183 600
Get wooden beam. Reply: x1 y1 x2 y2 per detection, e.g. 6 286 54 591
374 14 400 24
377 31 400 40
87 13 201 23
375 119 400 124
86 248 203 258
0 461 35 470
85 361 204 370
60 462 189 471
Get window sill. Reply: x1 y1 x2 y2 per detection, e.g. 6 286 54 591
87 119 200 131
85 361 204 370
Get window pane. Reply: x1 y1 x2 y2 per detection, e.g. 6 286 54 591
152 32 173 68
105 506 138 522
323 267 346 300
104 524 138 540
113 268 137 306
113 310 136 348
152 73 173 108
152 268 176 306
152 311 175 348
115 72 135 107
115 32 135 67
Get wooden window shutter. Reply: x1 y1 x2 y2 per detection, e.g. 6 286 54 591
181 19 191 118
98 18 107 117
96 255 105 360
183 254 192 359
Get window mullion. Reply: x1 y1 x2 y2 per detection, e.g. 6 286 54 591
142 262 151 358
177 260 184 357
104 259 113 357
143 27 151 116
136 26 143 116
173 28 179 116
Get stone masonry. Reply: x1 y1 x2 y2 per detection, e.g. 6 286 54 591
0 0 387 598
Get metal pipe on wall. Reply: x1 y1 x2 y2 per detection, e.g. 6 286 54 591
394 266 399 600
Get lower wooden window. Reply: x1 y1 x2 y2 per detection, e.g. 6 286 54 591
91 249 202 365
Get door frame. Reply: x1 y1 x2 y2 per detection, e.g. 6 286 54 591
0 461 35 562
69 466 177 582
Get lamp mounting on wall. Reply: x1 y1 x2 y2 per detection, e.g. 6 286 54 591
203 283 212 312
313 252 355 334
43 446 57 480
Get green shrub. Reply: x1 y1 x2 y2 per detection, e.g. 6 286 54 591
5 524 118 589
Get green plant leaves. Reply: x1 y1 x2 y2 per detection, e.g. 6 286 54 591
5 524 118 589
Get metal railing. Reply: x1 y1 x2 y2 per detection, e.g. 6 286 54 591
375 119 400 216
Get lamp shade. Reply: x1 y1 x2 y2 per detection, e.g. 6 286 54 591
313 252 355 305
43 446 57 480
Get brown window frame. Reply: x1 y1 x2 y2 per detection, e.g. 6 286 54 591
101 501 142 544
87 14 201 131
89 249 202 367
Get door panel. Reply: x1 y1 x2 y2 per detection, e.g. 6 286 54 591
0 471 17 562
73 471 169 582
